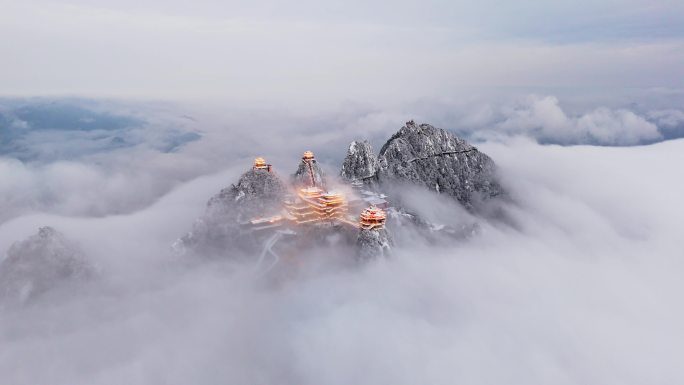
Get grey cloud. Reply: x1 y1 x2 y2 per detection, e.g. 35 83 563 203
0 127 682 384
1 2 683 101
0 99 200 162
649 109 684 127
494 95 662 145
398 94 679 146
2 94 681 227
647 109 684 140
35 0 684 42
0 0 682 379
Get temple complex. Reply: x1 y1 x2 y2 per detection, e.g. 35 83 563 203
246 152 387 232
284 187 349 224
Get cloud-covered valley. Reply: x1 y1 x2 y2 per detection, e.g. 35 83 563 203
0 96 682 384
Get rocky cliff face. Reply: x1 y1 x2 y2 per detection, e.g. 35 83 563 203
207 169 286 219
386 207 480 244
376 121 503 209
175 169 287 257
293 159 326 188
0 227 91 304
340 140 378 187
356 228 391 260
177 121 502 261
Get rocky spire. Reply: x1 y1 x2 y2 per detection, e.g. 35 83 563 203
0 227 92 304
356 228 391 260
377 121 503 209
175 165 287 257
292 150 326 188
208 167 286 219
356 206 391 260
340 140 379 187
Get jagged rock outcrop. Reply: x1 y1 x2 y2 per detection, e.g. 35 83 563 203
340 140 378 187
356 228 391 260
376 121 503 209
208 169 286 219
177 121 503 261
0 227 91 304
292 156 325 188
175 169 287 257
386 207 480 243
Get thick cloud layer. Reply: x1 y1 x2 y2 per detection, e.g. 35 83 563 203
2 95 683 225
488 95 662 145
2 0 682 380
0 98 200 162
0 100 682 384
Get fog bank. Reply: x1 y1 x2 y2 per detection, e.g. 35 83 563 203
1 134 682 385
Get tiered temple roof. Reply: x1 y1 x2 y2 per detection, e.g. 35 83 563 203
302 150 315 161
317 191 348 219
360 206 386 230
283 187 349 224
284 193 320 224
253 157 271 171
299 188 347 218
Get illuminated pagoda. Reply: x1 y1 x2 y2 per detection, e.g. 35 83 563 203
284 198 318 224
284 186 349 224
285 187 322 224
318 191 348 219
360 206 386 230
298 187 348 220
253 157 272 172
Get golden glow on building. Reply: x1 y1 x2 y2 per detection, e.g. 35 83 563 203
317 191 348 219
254 157 268 170
283 187 349 224
245 152 386 232
360 206 386 230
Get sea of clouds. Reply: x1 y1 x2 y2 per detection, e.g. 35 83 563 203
2 91 683 223
0 95 683 384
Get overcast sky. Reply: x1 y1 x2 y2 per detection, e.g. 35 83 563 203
1 0 683 103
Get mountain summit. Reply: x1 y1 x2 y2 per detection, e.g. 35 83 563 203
343 121 503 209
0 227 92 304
